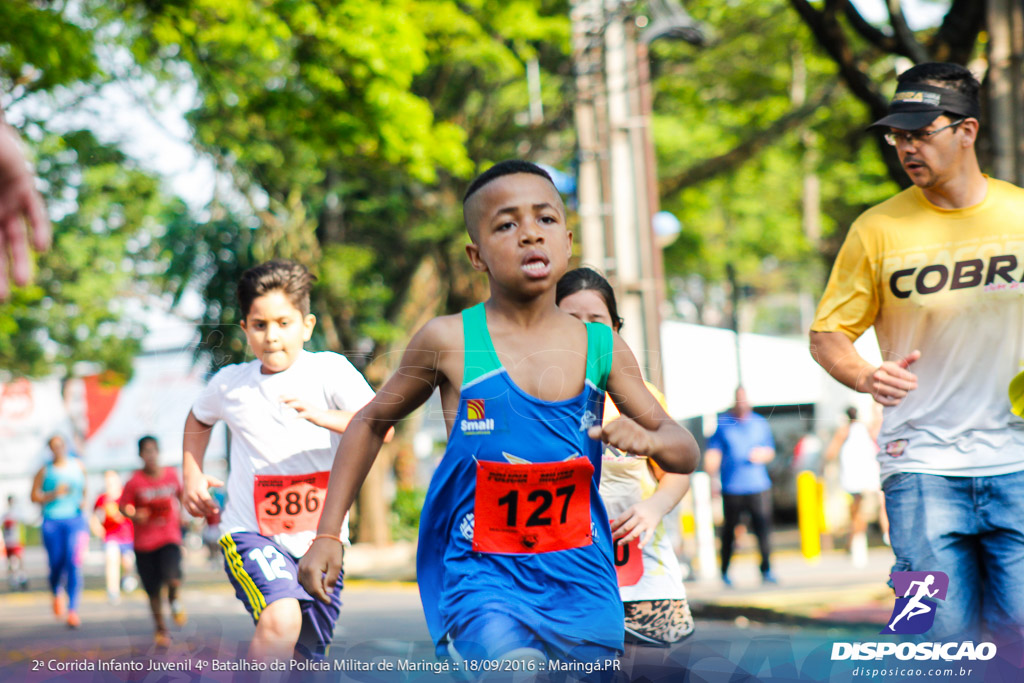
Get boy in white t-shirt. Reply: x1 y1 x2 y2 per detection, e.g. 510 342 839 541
182 259 384 662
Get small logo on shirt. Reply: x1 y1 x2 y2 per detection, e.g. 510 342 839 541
460 513 474 541
579 409 598 432
467 399 485 420
461 399 494 435
885 439 908 458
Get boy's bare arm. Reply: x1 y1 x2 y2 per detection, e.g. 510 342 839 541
594 334 699 475
181 410 222 518
277 402 396 442
298 318 452 604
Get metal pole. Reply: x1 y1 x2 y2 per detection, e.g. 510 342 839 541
572 0 608 270
691 471 718 581
635 38 666 389
572 0 666 382
726 262 742 387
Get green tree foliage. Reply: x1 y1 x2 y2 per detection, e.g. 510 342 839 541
0 130 181 379
123 0 575 373
650 0 898 310
0 3 184 380
0 2 99 99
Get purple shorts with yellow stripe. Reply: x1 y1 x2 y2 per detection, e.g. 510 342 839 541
219 531 343 659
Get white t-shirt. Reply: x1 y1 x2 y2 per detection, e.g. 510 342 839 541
600 454 687 602
838 421 881 494
192 350 376 557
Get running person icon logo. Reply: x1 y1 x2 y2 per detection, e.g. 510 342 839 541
881 571 949 635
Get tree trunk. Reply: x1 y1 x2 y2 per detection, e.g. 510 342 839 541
987 0 1019 182
352 256 447 546
354 443 394 546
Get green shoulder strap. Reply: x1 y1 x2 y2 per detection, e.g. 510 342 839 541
462 303 502 386
585 322 613 392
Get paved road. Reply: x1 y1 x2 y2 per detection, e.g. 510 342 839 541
0 545 1009 683
0 579 956 683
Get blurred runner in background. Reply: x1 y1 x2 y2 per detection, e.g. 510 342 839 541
120 436 186 648
91 470 136 603
3 494 29 590
30 435 88 628
824 406 888 567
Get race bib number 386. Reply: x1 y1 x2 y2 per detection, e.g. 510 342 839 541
254 471 328 537
473 458 594 554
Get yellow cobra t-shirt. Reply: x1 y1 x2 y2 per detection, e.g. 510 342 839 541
812 177 1024 481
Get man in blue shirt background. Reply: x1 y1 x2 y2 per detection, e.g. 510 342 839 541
704 387 776 586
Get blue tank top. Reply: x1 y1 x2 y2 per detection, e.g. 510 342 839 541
416 303 623 657
42 460 85 520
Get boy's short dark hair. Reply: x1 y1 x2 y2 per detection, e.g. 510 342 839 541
138 435 158 453
462 160 556 204
237 260 317 318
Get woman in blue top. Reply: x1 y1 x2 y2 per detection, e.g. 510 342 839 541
31 434 88 628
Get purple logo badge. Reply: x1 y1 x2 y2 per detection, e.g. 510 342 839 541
881 571 949 635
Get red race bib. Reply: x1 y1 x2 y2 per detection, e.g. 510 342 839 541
254 471 328 537
614 536 644 587
473 458 594 554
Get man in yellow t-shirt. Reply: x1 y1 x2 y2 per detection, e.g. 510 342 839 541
810 62 1024 644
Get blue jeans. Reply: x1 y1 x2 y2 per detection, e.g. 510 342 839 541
883 470 1024 643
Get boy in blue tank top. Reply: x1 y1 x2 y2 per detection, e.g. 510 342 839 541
299 161 700 667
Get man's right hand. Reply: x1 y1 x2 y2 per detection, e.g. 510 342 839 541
0 122 50 300
298 538 344 605
864 350 921 406
182 473 224 519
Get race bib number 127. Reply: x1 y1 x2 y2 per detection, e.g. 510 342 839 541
473 458 594 554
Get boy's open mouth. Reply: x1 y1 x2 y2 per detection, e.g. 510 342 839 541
521 252 550 278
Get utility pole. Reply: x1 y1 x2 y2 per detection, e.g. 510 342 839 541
571 0 703 388
572 0 609 275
